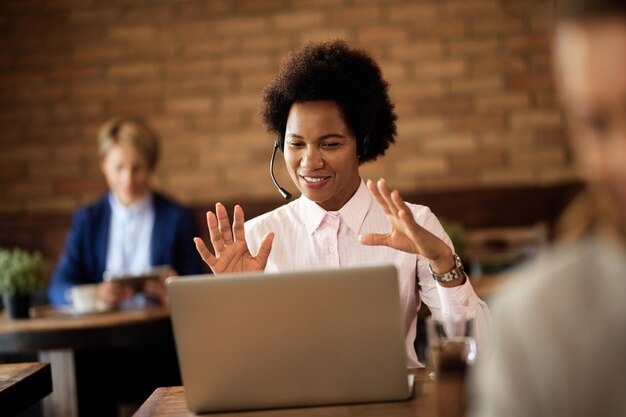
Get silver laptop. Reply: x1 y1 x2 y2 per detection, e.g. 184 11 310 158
167 265 412 413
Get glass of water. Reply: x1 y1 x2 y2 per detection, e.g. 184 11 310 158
426 315 476 381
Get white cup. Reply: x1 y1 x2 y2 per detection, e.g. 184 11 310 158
69 284 101 313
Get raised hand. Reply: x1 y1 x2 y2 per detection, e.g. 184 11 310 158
359 178 454 274
194 203 274 275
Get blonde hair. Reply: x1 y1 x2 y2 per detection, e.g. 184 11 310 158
98 117 160 170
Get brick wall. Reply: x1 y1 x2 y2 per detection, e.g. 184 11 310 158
0 0 577 216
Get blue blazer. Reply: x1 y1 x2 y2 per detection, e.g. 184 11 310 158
48 192 205 306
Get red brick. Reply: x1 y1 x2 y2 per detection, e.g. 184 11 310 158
107 25 157 42
449 39 499 56
449 76 502 94
164 59 217 78
471 17 524 34
212 16 269 34
164 77 232 95
390 81 445 101
506 34 551 52
476 93 530 111
241 36 291 53
6 181 54 198
274 11 325 30
107 62 159 79
451 150 505 171
176 1 231 18
50 103 103 121
332 5 380 24
388 3 440 22
221 55 272 72
67 8 120 25
421 134 478 153
510 111 562 130
357 26 409 45
56 178 105 195
397 117 447 138
72 45 122 62
413 59 466 79
472 57 527 74
166 97 215 114
49 66 102 81
235 0 286 13
183 38 237 57
507 74 554 90
299 29 351 44
415 97 474 115
389 41 444 60
29 161 82 178
413 19 467 37
68 82 119 99
0 163 28 181
481 169 535 186
16 85 66 102
107 99 162 115
443 1 501 16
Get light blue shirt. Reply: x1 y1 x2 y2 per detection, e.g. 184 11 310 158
105 193 155 277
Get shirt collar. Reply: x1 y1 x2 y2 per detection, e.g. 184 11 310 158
108 192 153 220
298 180 371 235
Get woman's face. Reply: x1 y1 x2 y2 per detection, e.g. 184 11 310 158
283 100 361 211
101 143 152 206
556 20 626 211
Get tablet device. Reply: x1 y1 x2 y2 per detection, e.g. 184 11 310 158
103 265 173 291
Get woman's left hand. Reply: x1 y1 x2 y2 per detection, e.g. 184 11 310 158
359 178 455 274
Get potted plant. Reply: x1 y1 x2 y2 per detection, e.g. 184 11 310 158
0 247 48 319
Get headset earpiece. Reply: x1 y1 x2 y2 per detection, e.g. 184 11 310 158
275 135 285 152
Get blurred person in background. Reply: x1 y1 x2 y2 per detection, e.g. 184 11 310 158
194 40 492 369
472 0 626 416
48 116 204 309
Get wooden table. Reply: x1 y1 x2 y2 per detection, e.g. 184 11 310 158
133 369 449 417
0 306 172 417
0 362 53 417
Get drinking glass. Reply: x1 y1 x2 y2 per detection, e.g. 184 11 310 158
426 316 476 381
426 316 476 417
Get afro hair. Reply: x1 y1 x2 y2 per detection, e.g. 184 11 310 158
261 39 397 164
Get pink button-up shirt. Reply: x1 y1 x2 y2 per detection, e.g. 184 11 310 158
245 180 491 368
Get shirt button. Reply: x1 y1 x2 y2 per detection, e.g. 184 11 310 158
329 246 336 253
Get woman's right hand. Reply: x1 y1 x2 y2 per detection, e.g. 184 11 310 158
194 203 274 275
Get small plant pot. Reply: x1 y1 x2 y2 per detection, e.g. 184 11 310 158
2 293 31 319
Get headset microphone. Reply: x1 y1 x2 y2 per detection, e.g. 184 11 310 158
270 139 292 200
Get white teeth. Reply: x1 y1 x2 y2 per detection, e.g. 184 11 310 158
303 176 325 183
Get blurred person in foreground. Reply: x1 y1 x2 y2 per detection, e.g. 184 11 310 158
471 0 626 416
194 40 492 369
48 116 204 309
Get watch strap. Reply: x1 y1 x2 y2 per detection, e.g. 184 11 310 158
429 254 465 283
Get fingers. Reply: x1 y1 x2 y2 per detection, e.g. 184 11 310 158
367 179 392 215
194 237 216 267
255 232 274 267
232 205 246 242
206 211 225 253
376 178 398 216
215 203 234 245
358 233 390 247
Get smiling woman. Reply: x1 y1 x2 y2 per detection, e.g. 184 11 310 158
193 40 492 370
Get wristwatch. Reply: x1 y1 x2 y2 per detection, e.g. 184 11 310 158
429 254 465 283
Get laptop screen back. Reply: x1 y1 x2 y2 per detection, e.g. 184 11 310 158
167 265 410 413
